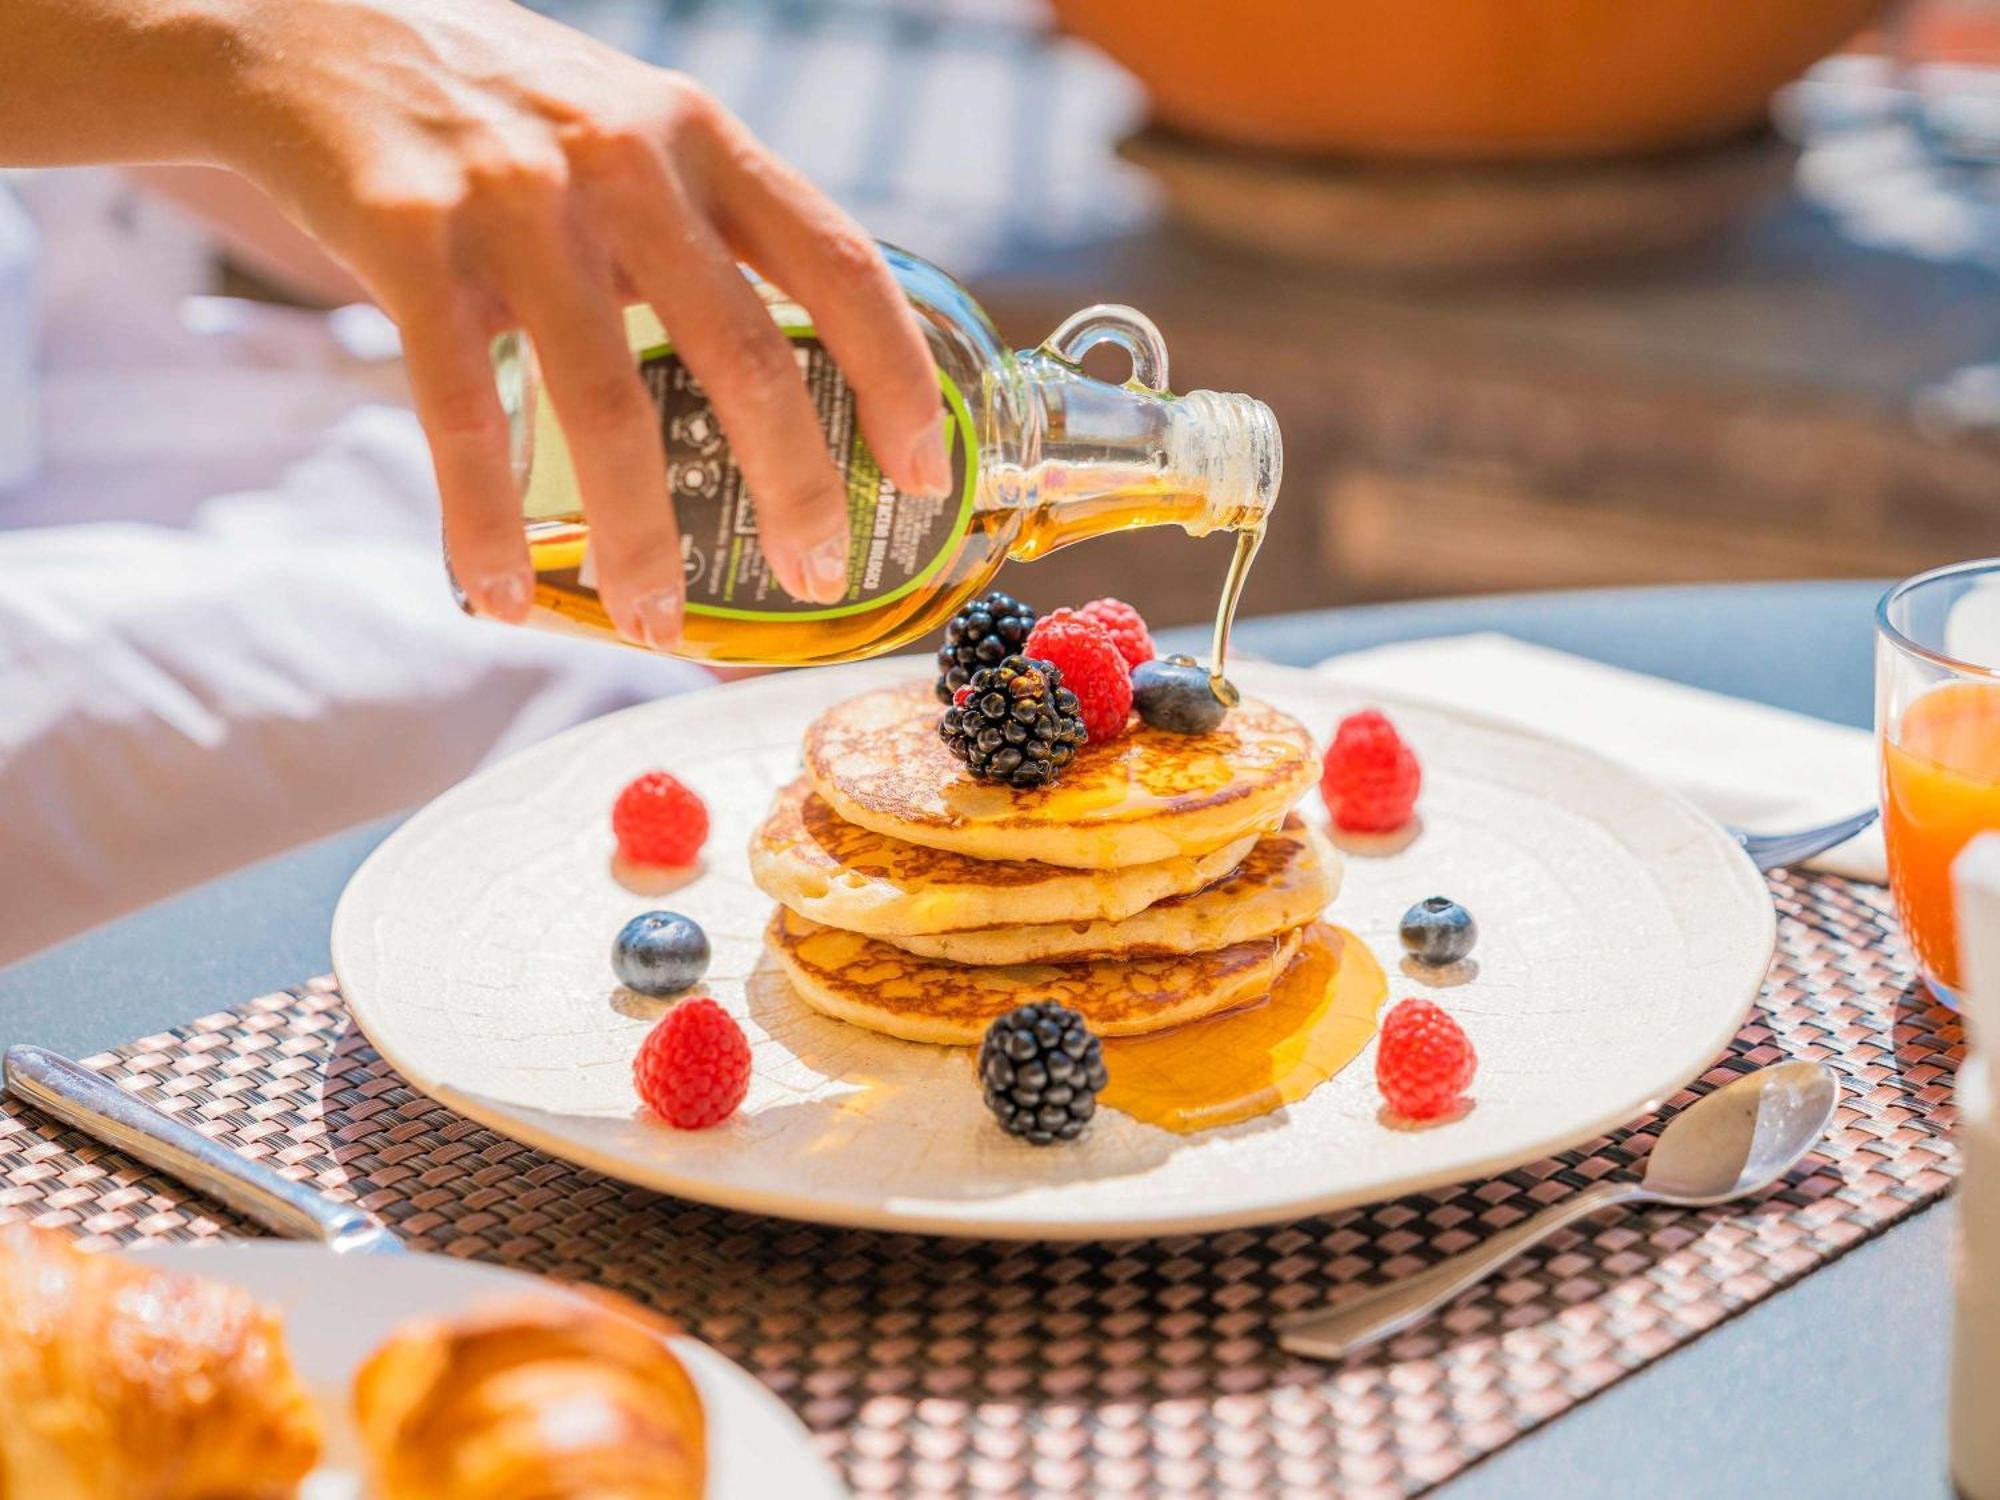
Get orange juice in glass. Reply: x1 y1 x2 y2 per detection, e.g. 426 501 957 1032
1879 559 2000 1005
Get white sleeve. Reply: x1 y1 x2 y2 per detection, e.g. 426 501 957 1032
0 405 713 963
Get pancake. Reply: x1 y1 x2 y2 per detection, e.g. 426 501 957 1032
887 816 1340 965
765 906 1305 1045
803 680 1319 868
749 778 1259 937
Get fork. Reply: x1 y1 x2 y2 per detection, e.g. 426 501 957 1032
1729 807 1879 872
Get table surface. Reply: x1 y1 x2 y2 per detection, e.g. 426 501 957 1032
0 580 1952 1500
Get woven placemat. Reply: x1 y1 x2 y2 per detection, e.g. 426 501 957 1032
0 870 1959 1498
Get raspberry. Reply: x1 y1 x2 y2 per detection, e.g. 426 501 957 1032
1074 597 1155 669
1022 609 1132 742
632 997 751 1129
612 771 710 867
1320 709 1421 833
1375 997 1476 1121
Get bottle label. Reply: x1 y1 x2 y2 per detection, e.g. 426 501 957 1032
627 329 977 620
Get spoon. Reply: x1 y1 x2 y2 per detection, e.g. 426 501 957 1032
1275 1060 1841 1360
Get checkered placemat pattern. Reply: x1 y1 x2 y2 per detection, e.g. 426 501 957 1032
0 871 1958 1499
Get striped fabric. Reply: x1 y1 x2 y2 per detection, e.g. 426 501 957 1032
531 0 1154 273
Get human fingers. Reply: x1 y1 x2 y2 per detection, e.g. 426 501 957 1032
493 218 687 648
396 295 533 623
701 115 949 503
591 141 855 605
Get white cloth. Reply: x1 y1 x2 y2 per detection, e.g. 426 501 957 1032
1315 632 1885 883
0 406 713 965
0 170 716 965
3 168 406 536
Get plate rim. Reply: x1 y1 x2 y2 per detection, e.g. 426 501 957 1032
331 657 1775 1240
127 1239 845 1499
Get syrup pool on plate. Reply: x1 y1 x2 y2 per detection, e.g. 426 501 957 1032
1100 924 1388 1133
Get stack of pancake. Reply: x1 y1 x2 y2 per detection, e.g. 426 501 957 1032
752 680 1338 1045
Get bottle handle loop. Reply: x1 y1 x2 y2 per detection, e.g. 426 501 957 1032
1039 305 1170 394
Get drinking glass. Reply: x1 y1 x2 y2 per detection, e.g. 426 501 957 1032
1878 558 2000 1006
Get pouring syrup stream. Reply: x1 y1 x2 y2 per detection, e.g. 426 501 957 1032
1206 522 1264 706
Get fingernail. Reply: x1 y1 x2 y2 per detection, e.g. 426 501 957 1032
803 533 850 604
904 417 951 499
480 570 531 623
631 586 684 651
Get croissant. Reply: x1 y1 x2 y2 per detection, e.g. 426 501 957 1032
353 1292 707 1500
0 1225 322 1500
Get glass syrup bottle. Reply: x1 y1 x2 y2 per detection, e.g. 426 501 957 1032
485 244 1280 671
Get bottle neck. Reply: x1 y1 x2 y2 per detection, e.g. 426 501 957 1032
989 356 1282 561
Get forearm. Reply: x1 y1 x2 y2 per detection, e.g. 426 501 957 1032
0 0 949 645
0 0 248 167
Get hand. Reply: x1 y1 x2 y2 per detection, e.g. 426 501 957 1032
206 0 950 647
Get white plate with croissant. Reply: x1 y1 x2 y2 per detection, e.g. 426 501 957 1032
0 1227 841 1500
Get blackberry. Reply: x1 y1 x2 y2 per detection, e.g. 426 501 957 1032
934 591 1037 702
938 656 1087 789
978 1002 1109 1145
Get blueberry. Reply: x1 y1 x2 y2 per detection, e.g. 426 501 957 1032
1399 897 1477 967
613 911 711 997
1131 655 1228 735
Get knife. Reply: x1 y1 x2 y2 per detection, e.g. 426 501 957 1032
4 1044 401 1254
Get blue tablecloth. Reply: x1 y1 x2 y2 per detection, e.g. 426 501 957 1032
0 581 1951 1500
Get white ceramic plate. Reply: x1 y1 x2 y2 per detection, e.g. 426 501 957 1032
133 1242 841 1500
333 658 1774 1240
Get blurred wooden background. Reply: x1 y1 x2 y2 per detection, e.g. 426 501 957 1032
972 185 1997 626
249 0 2000 630
536 0 1997 630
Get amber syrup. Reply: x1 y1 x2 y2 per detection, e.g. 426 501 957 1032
1099 925 1388 1133
521 480 1268 671
494 260 1281 672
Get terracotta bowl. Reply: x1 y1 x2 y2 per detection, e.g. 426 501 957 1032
1050 0 1886 159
